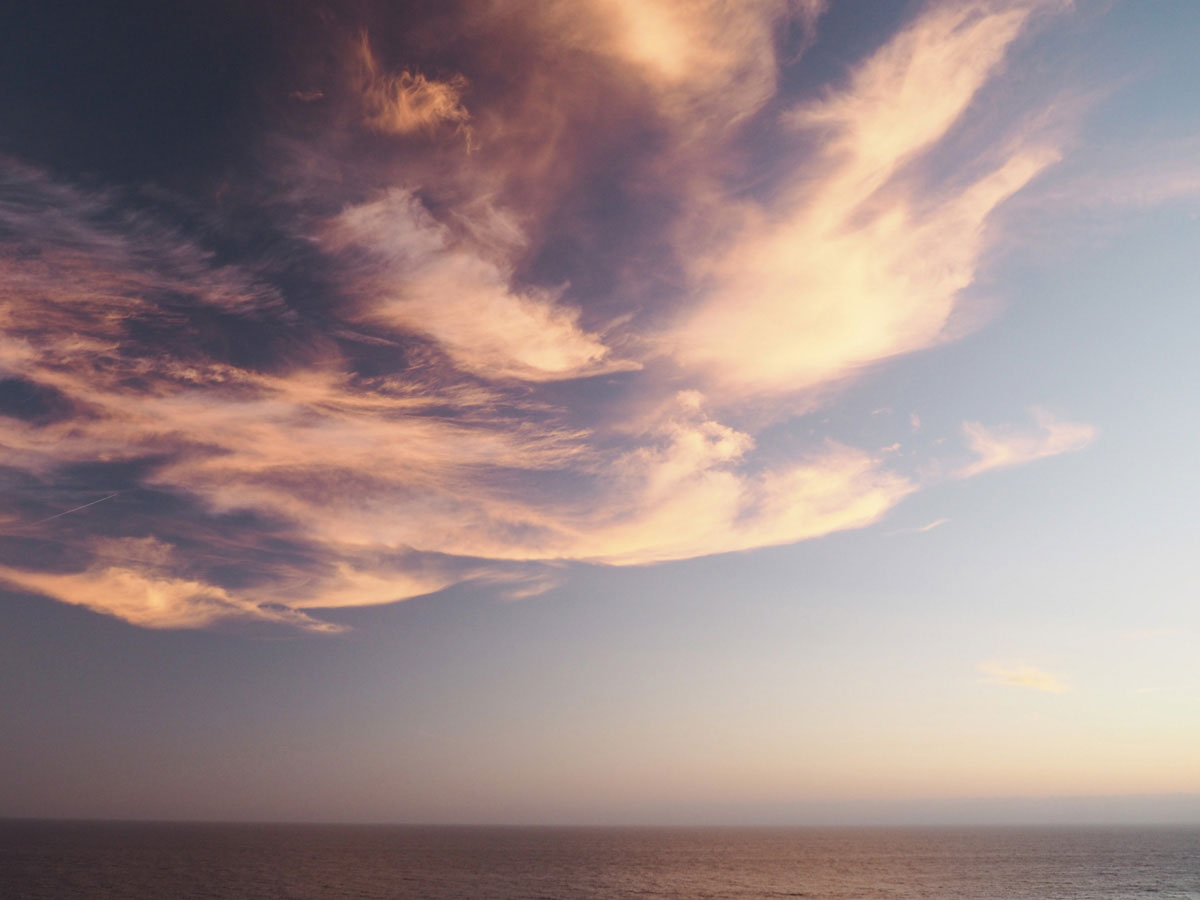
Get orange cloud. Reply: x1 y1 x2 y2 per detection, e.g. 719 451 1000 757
0 538 341 632
354 33 471 138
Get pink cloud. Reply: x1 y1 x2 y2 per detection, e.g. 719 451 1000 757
0 1 1114 632
671 1 1063 400
324 189 631 381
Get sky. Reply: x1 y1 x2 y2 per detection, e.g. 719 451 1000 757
1 0 1199 825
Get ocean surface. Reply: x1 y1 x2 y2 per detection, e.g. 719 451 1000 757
2 821 1198 899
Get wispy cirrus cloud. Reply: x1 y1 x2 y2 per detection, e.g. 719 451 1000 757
979 660 1071 693
671 0 1063 400
0 0 1113 632
0 161 287 321
353 32 471 139
960 409 1096 477
0 167 910 627
323 189 629 382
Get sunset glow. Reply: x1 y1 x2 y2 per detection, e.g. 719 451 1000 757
1 0 1198 825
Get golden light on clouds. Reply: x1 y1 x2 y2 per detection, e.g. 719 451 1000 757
324 189 626 381
0 0 1100 631
674 2 1063 398
354 33 471 138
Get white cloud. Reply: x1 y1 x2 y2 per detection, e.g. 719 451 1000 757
960 408 1096 476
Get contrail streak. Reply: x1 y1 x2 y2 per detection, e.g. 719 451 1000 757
29 492 118 526
884 517 949 537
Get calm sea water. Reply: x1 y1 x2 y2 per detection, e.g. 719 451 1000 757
2 821 1198 899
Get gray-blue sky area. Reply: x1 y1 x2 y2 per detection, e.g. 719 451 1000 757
2 0 1199 824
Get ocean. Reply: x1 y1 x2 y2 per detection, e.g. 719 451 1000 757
2 821 1198 899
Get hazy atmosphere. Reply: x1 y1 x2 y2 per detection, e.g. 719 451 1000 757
2 0 1198 825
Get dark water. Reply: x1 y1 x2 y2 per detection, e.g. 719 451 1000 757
2 821 1198 899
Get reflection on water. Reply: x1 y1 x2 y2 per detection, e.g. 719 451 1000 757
2 821 1199 900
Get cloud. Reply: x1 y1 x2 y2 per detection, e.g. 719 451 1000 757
572 0 825 126
0 160 286 320
353 33 471 139
979 660 1071 693
1020 135 1200 212
0 538 341 633
427 0 825 234
786 1 1045 174
960 408 1096 476
0 251 912 626
670 0 1063 399
0 1 1119 633
553 393 915 566
323 189 630 381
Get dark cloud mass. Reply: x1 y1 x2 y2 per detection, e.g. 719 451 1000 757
1 0 1098 631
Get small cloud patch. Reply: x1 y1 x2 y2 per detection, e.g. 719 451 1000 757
979 660 1070 694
